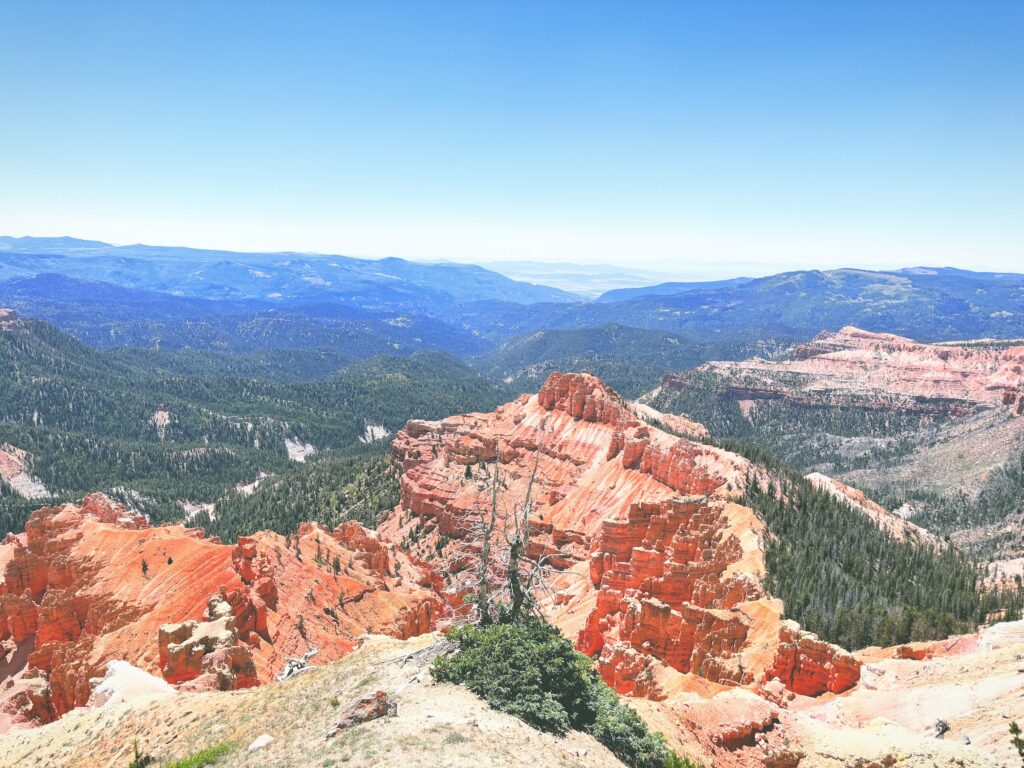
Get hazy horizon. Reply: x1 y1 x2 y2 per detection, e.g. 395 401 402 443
1 2 1021 275
5 233 1021 290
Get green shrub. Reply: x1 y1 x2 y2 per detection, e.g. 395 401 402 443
432 618 697 768
162 742 233 768
1010 721 1024 765
589 685 692 768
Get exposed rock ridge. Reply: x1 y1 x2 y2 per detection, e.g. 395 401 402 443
0 444 51 500
382 372 858 702
805 472 941 546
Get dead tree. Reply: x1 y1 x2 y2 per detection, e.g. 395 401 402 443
452 438 578 627
504 455 539 622
474 460 501 625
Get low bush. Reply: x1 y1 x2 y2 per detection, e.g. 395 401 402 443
431 618 697 768
162 742 233 768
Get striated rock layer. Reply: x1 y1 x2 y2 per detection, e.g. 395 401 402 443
660 325 1024 416
0 494 438 730
380 372 859 704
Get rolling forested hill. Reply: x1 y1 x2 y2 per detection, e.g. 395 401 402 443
0 310 509 535
475 324 787 398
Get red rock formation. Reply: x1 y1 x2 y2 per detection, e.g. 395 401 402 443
330 521 392 578
158 595 258 691
660 326 1024 417
0 494 439 729
761 621 862 696
581 497 766 690
381 372 859 704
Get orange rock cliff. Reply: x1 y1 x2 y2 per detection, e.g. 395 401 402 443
0 494 438 729
380 372 860 701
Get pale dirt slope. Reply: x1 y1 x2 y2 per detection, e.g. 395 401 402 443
0 633 628 768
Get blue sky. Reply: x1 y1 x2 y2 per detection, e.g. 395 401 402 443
1 1 1021 277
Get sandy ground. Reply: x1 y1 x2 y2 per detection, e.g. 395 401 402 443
795 621 1024 767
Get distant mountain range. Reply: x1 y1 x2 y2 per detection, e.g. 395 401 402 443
594 277 754 302
0 273 489 355
0 236 578 307
452 267 1024 344
2 237 1024 366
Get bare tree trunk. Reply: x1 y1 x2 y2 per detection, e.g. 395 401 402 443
476 462 500 625
507 456 539 623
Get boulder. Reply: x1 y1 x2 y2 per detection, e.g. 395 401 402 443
326 691 397 738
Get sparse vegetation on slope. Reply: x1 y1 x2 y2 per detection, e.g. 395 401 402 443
891 449 1024 558
162 742 234 768
432 618 696 768
736 456 1024 648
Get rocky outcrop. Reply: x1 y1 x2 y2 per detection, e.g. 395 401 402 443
0 445 50 500
330 521 392 578
0 592 39 641
629 401 709 440
381 372 858 703
0 494 439 729
158 595 257 691
762 621 861 697
326 690 397 738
